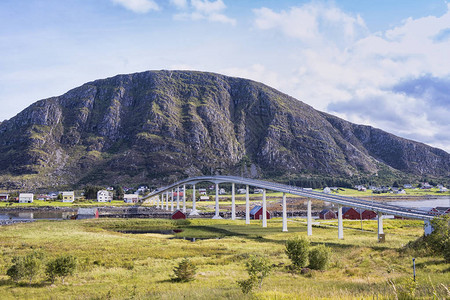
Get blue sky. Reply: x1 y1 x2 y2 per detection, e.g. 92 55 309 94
1 0 450 152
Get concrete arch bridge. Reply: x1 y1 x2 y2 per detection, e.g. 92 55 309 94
143 175 438 240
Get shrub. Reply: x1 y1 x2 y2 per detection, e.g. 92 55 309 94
308 244 331 270
171 258 197 282
237 278 255 294
7 251 44 284
45 255 77 284
285 236 310 269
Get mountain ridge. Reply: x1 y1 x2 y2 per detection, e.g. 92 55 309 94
0 70 448 189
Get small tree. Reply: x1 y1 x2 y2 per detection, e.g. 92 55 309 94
245 255 271 289
308 244 331 270
46 255 77 284
237 255 272 294
7 251 43 284
171 258 197 282
285 236 310 269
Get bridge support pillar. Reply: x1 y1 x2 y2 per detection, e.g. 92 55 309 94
231 183 236 220
262 189 267 228
165 191 169 210
182 185 186 213
282 193 288 232
424 219 433 236
176 186 180 210
377 212 384 241
189 184 199 216
157 195 160 209
171 189 174 212
338 205 343 239
161 193 165 210
307 198 312 236
245 185 250 225
212 183 222 219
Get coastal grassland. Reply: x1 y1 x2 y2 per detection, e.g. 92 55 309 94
0 218 448 299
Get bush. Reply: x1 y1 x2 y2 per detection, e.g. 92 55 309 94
308 244 331 270
408 214 450 262
171 258 197 282
45 255 77 284
7 251 44 284
285 236 310 269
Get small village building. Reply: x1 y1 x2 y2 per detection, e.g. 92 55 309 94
198 188 207 195
323 187 331 194
62 191 75 202
219 188 226 195
199 195 210 201
319 209 336 219
124 194 139 203
171 210 186 220
429 207 450 215
250 205 271 220
403 184 413 189
237 188 247 194
19 193 34 203
355 185 366 191
48 192 58 200
421 182 432 189
77 208 99 219
439 186 448 192
37 194 51 201
97 190 113 202
172 191 184 197
0 193 9 201
253 188 263 194
342 207 376 220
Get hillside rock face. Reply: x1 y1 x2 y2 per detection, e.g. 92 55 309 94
0 70 448 189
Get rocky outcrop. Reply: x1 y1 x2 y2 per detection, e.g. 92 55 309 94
0 70 448 189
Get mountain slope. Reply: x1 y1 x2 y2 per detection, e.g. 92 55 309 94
0 70 448 189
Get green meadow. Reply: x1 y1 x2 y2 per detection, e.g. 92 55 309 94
0 217 448 299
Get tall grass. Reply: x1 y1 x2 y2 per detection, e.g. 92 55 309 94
0 218 448 299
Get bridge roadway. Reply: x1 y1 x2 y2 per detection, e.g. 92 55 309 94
143 175 437 239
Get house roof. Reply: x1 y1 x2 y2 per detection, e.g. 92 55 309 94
342 207 354 214
250 205 262 215
319 209 334 215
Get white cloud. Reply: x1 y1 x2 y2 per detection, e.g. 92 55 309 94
111 0 159 13
170 0 188 10
251 2 450 152
253 3 367 44
172 0 236 25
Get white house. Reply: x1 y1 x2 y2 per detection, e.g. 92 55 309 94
198 188 207 195
19 193 34 203
237 188 247 194
0 193 9 201
62 191 75 202
124 194 139 203
97 190 113 202
199 195 210 201
323 187 331 194
254 188 264 194
219 188 226 195
439 186 448 193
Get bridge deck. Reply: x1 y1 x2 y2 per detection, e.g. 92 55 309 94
144 175 437 221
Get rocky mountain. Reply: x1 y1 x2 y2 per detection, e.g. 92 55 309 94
0 70 448 189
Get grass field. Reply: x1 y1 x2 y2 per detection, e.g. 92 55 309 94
0 217 448 299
